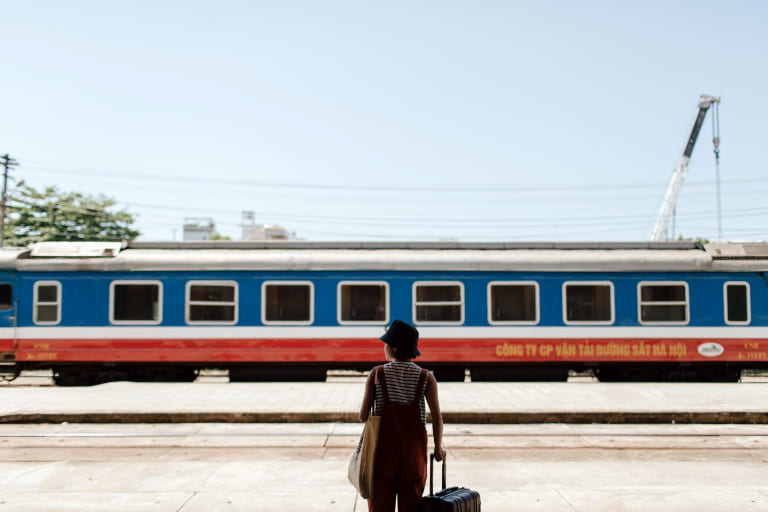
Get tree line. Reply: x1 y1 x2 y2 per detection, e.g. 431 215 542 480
4 184 140 247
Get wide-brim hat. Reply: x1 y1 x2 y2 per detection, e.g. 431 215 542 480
380 319 420 358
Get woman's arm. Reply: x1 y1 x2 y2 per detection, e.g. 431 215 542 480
425 372 446 461
359 367 376 422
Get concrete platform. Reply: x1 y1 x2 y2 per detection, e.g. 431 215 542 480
0 423 767 511
2 378 768 423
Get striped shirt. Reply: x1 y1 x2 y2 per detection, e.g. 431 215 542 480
372 361 427 425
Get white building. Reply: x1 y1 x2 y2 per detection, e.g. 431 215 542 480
242 223 296 241
241 211 297 240
183 218 216 241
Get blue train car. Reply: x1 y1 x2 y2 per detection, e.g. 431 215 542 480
1 240 766 385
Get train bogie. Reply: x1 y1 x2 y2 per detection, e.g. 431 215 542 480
594 363 743 383
228 365 327 382
52 364 198 386
470 364 569 382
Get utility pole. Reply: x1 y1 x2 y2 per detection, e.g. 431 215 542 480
0 154 19 248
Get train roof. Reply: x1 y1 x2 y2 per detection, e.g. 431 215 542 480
0 240 765 272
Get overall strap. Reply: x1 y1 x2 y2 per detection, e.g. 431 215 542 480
412 369 428 405
377 365 391 404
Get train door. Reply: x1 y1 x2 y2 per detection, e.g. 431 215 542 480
0 280 16 375
0 281 15 328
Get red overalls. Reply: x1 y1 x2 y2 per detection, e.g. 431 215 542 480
368 366 428 512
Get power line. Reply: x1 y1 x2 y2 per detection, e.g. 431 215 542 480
14 160 767 242
5 195 133 219
20 161 768 194
26 170 768 208
118 197 768 226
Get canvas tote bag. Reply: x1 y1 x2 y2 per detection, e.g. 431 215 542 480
348 367 382 498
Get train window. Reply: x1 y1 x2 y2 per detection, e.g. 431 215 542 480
413 282 464 324
186 281 238 324
637 282 688 324
262 281 313 325
724 282 750 325
33 281 61 325
338 282 388 324
563 282 613 324
0 284 11 310
488 282 539 324
110 281 162 324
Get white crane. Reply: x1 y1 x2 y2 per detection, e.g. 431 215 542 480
651 94 721 242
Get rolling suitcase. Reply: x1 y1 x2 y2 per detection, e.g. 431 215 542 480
420 454 481 512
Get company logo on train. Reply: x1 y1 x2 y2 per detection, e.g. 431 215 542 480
0 240 765 385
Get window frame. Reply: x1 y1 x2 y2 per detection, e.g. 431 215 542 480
261 280 314 326
412 281 465 325
724 281 751 325
487 281 540 325
562 281 615 325
337 281 390 325
109 280 163 325
185 280 239 325
636 281 689 326
33 280 61 325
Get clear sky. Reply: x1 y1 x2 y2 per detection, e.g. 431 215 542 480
2 1 766 242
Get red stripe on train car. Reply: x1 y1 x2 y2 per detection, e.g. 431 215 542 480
14 337 768 363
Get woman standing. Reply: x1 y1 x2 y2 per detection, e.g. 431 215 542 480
359 319 446 512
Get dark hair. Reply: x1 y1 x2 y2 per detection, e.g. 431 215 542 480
393 346 416 361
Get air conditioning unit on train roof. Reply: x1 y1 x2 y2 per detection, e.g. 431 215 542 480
704 242 768 259
29 241 124 258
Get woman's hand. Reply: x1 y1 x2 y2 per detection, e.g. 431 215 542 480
434 446 446 462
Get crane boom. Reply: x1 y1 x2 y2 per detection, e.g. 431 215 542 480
651 94 720 241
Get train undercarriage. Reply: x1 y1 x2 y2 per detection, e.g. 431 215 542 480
2 361 747 386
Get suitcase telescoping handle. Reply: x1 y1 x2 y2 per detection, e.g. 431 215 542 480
429 453 447 496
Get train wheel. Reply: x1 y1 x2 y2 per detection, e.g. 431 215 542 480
128 366 197 383
229 366 327 382
691 365 742 382
595 365 742 382
53 369 81 386
471 365 568 382
595 365 657 382
428 366 466 382
53 366 104 386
